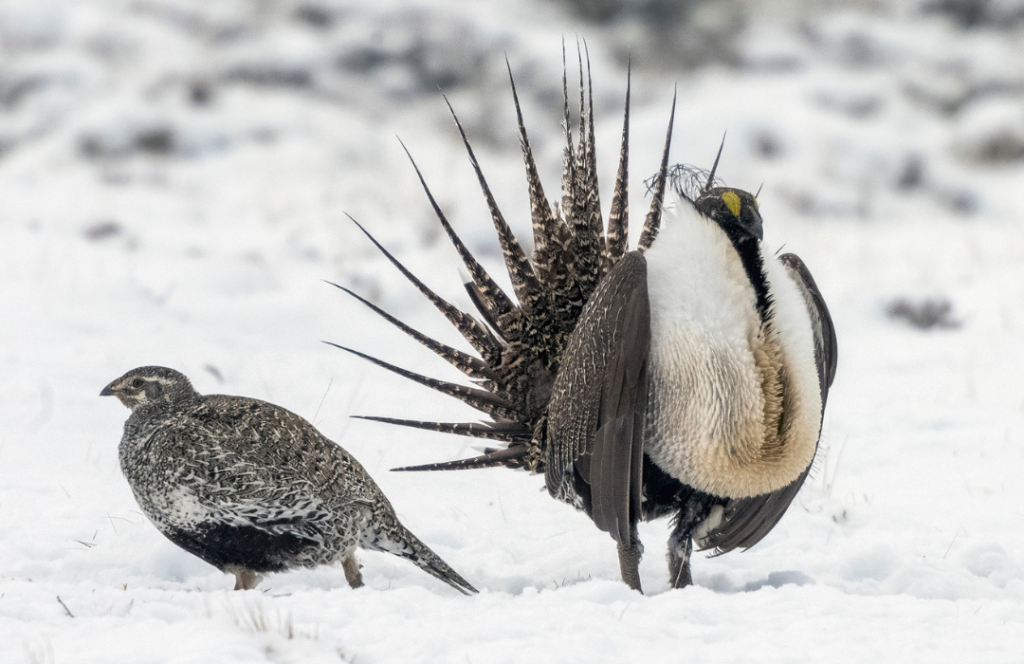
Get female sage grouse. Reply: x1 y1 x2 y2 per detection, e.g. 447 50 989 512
102 366 476 593
333 56 837 591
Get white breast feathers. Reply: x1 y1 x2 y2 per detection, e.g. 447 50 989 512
641 198 822 499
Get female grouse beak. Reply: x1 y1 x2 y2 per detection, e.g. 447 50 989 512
100 384 116 396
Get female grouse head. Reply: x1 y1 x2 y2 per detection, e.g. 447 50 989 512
101 366 200 414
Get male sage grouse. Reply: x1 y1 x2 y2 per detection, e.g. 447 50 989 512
102 366 476 593
334 58 837 591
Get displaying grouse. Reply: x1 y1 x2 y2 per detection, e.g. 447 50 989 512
102 366 477 593
332 57 837 591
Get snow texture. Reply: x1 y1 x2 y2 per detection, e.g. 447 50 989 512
2 0 1023 662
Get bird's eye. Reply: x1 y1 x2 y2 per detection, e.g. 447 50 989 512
132 378 144 388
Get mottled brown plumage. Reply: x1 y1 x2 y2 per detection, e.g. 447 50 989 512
103 366 477 593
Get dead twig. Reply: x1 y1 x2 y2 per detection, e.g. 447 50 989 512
56 595 74 618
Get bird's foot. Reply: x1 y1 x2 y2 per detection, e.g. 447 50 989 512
667 534 694 589
342 553 364 589
667 553 693 589
232 569 263 591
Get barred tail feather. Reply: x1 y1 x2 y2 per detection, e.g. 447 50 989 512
353 416 531 443
705 133 726 194
638 88 677 252
347 215 502 363
443 97 545 317
605 64 631 270
393 445 530 472
567 44 604 301
325 343 522 422
327 282 493 381
582 40 605 256
397 139 519 338
507 58 560 286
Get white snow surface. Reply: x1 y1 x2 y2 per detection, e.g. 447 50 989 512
2 0 1024 662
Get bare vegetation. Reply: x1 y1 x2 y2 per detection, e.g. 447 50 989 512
886 297 961 330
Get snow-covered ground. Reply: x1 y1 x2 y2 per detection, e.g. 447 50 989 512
2 0 1024 662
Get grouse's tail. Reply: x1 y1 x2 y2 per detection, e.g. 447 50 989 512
332 44 675 474
376 523 479 595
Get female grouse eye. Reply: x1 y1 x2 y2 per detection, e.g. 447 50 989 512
132 378 144 388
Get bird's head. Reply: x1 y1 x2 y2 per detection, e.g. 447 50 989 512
694 187 763 242
101 366 199 413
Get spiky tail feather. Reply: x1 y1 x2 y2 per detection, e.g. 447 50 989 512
332 50 675 474
386 524 479 595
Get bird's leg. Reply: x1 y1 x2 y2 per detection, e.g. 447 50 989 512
666 497 713 589
342 553 364 589
616 527 645 592
232 569 262 591
667 531 694 589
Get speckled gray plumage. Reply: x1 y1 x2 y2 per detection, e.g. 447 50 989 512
103 366 476 593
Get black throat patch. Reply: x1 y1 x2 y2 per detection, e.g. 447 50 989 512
718 225 773 323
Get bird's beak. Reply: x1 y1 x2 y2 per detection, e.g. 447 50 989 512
100 384 116 396
750 208 764 241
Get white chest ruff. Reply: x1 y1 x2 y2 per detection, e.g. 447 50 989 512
642 202 822 499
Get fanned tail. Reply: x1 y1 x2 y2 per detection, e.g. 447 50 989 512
331 54 677 474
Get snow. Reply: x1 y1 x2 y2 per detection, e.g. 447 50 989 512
2 0 1024 662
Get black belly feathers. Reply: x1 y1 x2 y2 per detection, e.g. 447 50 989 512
163 522 315 575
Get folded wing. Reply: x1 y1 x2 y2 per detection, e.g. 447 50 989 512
546 251 651 547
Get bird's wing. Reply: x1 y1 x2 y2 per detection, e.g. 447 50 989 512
545 251 651 546
780 253 838 406
156 400 373 543
701 252 837 553
197 495 331 545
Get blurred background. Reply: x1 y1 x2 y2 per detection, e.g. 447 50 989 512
3 0 1024 268
2 2 1024 661
4 0 1024 447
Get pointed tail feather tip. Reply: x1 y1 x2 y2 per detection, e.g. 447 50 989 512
704 131 727 193
391 446 529 472
416 552 478 594
434 564 478 595
353 415 531 443
404 533 479 594
324 342 520 420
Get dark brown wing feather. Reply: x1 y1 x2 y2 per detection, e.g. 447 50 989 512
545 252 650 546
701 252 837 553
779 253 839 402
